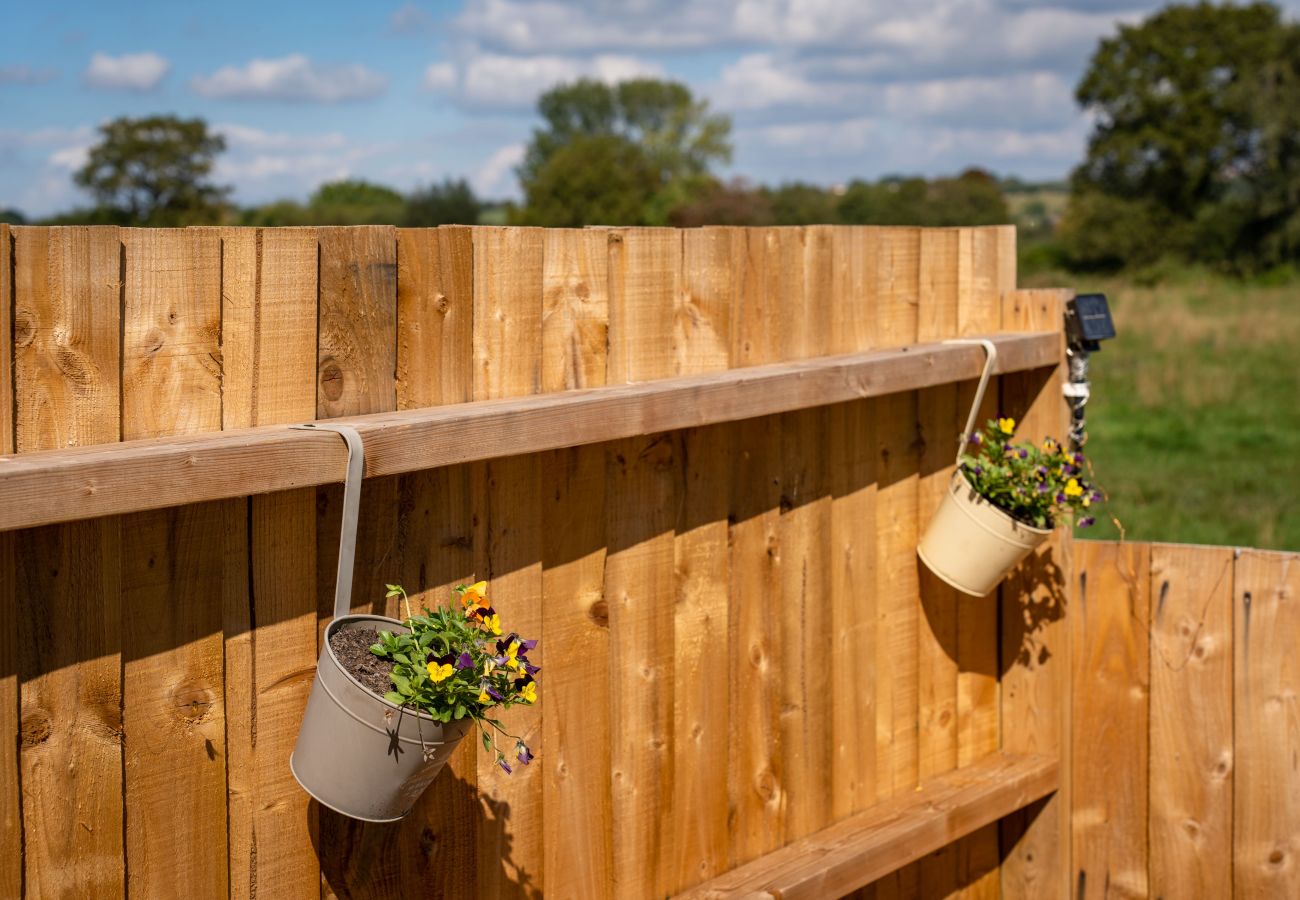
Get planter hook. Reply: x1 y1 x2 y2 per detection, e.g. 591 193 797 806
943 338 998 467
292 423 364 621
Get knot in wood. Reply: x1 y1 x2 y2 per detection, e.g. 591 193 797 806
171 682 215 724
320 362 345 401
588 598 609 627
20 709 52 746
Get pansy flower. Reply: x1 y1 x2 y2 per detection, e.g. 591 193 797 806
517 744 534 765
426 654 454 683
998 417 1016 435
460 580 491 610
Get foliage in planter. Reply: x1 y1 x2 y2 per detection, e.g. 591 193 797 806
958 417 1104 529
370 582 537 774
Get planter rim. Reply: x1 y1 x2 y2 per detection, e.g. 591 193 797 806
324 612 446 727
952 471 1054 537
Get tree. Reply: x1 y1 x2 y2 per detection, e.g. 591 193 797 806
74 115 228 225
307 179 405 224
837 170 1008 227
513 134 660 227
669 178 774 227
1064 1 1300 270
519 78 731 225
404 178 481 226
766 182 839 225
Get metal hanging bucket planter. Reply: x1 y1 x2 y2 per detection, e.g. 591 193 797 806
288 423 470 823
917 340 1054 598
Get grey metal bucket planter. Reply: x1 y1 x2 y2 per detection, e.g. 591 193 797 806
288 423 470 823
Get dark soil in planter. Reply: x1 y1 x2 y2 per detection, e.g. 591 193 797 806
329 627 394 697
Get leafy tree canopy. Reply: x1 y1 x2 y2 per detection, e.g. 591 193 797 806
513 133 661 227
1065 1 1300 270
838 169 1008 227
404 178 482 226
519 78 731 225
74 115 228 226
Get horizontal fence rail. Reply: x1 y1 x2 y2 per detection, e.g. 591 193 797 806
0 332 1056 532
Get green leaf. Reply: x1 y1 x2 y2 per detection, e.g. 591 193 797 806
454 703 466 720
391 672 411 693
482 731 492 751
369 643 387 656
384 691 404 705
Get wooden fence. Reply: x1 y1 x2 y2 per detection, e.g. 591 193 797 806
0 223 1074 898
1070 540 1300 899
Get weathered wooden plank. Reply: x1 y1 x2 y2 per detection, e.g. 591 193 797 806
677 227 734 375
666 228 734 893
954 226 1008 900
317 226 397 418
540 227 613 898
0 332 1060 533
119 227 229 898
606 227 679 898
828 226 876 354
14 224 125 898
542 227 607 392
1148 543 1233 900
1233 548 1300 898
472 226 545 898
916 227 961 899
0 224 15 900
999 288 1070 900
220 227 321 899
397 226 474 408
122 228 222 438
674 753 1059 900
1071 540 1150 900
728 229 786 868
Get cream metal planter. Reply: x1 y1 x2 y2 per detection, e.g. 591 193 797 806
287 423 468 822
917 472 1052 597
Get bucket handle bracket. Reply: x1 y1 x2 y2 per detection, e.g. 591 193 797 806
944 338 998 468
292 423 364 621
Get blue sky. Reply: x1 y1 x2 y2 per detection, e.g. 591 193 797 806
2 0 1290 217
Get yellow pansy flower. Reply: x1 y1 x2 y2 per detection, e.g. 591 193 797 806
480 613 502 636
427 661 454 683
477 689 491 704
998 417 1016 435
1064 478 1083 497
1042 438 1057 452
1082 496 1091 508
505 640 522 671
461 580 490 610
520 681 537 704
484 658 497 676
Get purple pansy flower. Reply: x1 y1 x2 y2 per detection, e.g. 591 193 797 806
1017 448 1028 459
1056 492 1067 503
1036 483 1050 493
498 757 512 774
1079 516 1096 528
524 662 541 676
520 638 538 653
456 651 474 670
484 683 504 701
517 744 534 766
969 432 983 445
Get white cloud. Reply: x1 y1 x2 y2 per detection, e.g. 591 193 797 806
0 65 59 85
472 142 524 197
83 52 169 91
191 54 388 102
425 52 663 109
713 53 825 111
390 3 436 35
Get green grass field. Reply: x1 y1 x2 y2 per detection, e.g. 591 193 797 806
1022 268 1300 551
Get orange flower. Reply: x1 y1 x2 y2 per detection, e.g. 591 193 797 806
460 580 491 610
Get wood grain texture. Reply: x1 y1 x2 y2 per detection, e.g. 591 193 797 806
677 227 735 374
0 225 14 900
13 224 125 898
0 333 1061 534
221 227 321 899
667 228 733 893
827 226 876 355
675 753 1059 900
12 225 121 451
542 228 607 392
999 288 1071 900
472 226 545 898
120 228 229 898
606 227 679 898
727 229 786 868
916 228 961 898
121 228 221 438
1148 543 1233 900
1071 540 1150 900
1233 549 1300 899
317 226 397 418
397 226 474 408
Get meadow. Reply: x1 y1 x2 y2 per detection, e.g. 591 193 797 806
1024 267 1300 550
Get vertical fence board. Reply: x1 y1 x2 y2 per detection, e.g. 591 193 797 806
606 228 679 898
0 224 15 900
827 226 876 354
389 225 480 895
14 225 125 898
666 227 735 893
540 227 613 899
119 228 229 898
1071 541 1150 900
727 229 785 868
397 226 474 408
221 227 321 899
314 227 403 900
1149 543 1233 900
999 287 1070 900
1234 549 1300 898
542 228 608 392
471 226 545 898
917 228 961 899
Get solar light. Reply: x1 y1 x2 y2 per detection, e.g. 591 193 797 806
1063 293 1116 450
